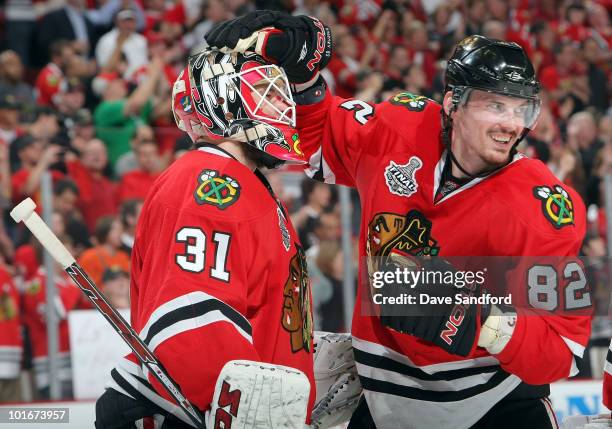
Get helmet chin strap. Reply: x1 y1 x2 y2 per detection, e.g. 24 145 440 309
447 148 511 179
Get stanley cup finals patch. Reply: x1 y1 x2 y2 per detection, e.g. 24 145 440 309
194 169 240 209
384 157 422 197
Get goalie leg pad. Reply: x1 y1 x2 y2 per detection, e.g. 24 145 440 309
313 332 356 401
208 360 310 429
311 332 362 429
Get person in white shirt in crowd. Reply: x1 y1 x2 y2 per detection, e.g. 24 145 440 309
95 8 148 80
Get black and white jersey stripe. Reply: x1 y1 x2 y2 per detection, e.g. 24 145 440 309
106 356 198 427
138 291 252 353
104 291 249 426
353 336 523 429
559 335 584 378
605 339 612 377
0 346 22 378
32 352 72 389
305 147 336 184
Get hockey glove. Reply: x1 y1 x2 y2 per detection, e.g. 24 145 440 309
95 387 169 429
205 10 332 83
562 413 612 429
378 258 481 357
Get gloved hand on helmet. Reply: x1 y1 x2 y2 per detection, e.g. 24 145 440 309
205 10 332 84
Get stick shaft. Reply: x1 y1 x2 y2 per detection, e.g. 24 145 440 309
13 202 204 428
65 264 204 427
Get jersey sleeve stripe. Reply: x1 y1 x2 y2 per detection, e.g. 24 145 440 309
139 292 253 353
560 335 585 357
108 357 196 427
604 342 612 376
560 335 586 377
145 307 252 353
139 291 221 339
305 146 336 184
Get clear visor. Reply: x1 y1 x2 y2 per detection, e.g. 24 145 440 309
458 88 541 130
232 64 296 128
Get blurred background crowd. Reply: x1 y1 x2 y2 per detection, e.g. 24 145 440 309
0 0 610 405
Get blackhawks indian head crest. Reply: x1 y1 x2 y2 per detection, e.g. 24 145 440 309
282 244 312 353
194 169 240 209
385 157 422 197
366 210 440 296
533 184 574 229
389 92 429 111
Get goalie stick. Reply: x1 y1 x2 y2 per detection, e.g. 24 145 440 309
11 198 205 429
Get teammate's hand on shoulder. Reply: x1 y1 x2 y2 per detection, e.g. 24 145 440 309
205 10 332 83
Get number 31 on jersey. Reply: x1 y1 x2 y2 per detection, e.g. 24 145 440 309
175 227 231 282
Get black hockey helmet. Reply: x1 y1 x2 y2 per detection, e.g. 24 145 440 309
445 35 540 101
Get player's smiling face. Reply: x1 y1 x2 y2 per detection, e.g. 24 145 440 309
446 89 535 174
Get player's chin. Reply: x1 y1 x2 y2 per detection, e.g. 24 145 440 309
484 148 512 167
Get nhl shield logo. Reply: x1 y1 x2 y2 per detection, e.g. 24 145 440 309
384 157 422 197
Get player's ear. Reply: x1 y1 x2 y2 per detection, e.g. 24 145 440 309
442 91 454 116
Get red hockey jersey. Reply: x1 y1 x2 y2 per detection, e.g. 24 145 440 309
106 145 315 425
0 267 22 379
296 90 589 428
604 341 612 408
34 63 66 107
22 268 81 389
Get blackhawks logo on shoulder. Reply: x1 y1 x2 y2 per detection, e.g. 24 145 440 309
389 92 429 111
385 157 422 197
533 185 574 229
194 169 240 209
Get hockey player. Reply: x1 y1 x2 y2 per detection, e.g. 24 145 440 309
206 13 591 428
22 238 83 399
94 49 317 428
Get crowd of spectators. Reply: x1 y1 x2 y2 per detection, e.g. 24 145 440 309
0 0 610 403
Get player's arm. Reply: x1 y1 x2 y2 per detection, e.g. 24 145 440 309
479 302 591 384
478 233 592 385
293 81 382 187
204 11 385 187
